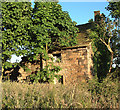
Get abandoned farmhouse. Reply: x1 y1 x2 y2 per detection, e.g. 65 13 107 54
3 11 101 84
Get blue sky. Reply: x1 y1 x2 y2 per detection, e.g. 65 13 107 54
31 2 110 25
58 2 110 25
11 1 110 63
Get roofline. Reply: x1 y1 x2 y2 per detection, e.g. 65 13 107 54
76 22 91 27
62 42 91 50
51 42 92 54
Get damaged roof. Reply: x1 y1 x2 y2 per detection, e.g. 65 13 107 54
62 22 94 49
51 22 94 53
76 22 95 46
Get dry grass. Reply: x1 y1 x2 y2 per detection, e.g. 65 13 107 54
2 77 119 109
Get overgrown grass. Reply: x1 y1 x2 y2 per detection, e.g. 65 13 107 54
2 72 119 109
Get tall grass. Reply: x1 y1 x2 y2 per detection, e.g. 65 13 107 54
2 73 119 109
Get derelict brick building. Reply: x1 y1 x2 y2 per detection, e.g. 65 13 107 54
3 11 101 84
47 23 94 85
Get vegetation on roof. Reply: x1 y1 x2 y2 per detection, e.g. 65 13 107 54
76 32 91 46
76 22 95 33
74 22 95 46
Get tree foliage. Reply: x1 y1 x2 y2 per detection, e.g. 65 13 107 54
32 2 78 52
106 1 120 18
2 2 33 69
28 2 78 82
106 1 120 68
87 14 118 80
2 2 78 82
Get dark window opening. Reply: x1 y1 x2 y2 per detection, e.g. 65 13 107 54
58 75 63 84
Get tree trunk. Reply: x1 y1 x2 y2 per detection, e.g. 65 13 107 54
40 53 43 71
1 66 4 82
109 51 113 73
46 43 48 67
100 40 114 75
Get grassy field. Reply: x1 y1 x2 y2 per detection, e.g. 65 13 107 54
1 74 119 109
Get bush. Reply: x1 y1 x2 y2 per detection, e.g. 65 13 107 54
88 72 119 108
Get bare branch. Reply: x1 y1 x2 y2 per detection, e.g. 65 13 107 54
100 38 108 47
108 37 111 46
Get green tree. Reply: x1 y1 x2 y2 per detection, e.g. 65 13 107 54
2 2 78 82
106 1 120 68
29 2 78 82
106 1 120 18
87 14 118 75
32 2 78 52
2 2 33 71
90 39 110 80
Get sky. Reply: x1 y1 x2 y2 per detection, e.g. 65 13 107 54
11 1 110 63
31 1 110 25
58 2 110 25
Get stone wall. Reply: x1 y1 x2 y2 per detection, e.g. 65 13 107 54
3 44 93 84
48 43 93 85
